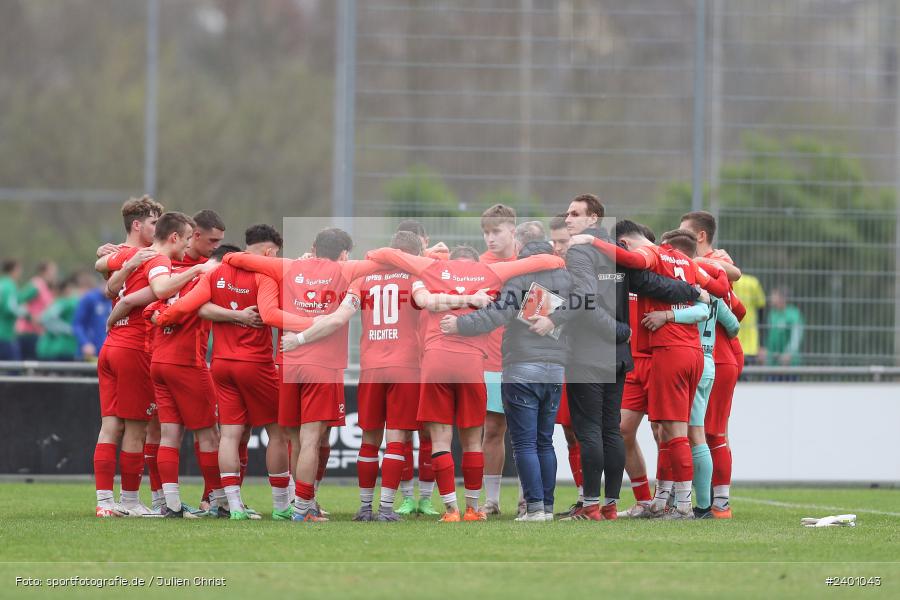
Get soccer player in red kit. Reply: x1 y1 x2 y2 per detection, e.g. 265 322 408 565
570 220 728 519
90 196 162 517
478 204 518 515
680 211 745 518
223 228 385 522
365 244 564 522
343 231 428 522
154 225 294 519
132 212 223 518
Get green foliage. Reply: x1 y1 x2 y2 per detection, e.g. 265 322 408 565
654 134 897 365
384 165 463 219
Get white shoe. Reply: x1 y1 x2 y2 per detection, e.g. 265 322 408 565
483 501 502 516
542 511 554 522
515 511 548 522
647 499 668 518
662 507 695 520
617 502 652 519
121 502 163 517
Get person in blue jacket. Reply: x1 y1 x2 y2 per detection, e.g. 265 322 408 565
72 272 111 361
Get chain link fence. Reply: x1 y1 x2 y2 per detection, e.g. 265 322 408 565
2 0 900 369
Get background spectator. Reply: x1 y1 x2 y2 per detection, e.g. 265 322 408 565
16 260 57 359
732 272 766 366
0 259 23 361
36 275 83 362
72 271 111 362
762 287 804 367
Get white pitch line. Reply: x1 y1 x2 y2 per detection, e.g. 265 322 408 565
733 496 900 518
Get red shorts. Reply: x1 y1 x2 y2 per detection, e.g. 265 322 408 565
357 367 420 431
705 362 739 435
98 345 156 421
212 358 279 427
555 384 571 426
279 364 345 427
151 362 218 430
647 346 703 423
418 350 486 429
622 355 653 413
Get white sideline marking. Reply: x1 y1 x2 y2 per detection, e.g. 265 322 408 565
734 496 900 518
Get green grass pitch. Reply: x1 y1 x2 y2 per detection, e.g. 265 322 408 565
1 482 898 599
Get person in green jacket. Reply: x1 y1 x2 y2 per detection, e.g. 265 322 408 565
0 259 23 360
762 287 804 367
36 276 82 361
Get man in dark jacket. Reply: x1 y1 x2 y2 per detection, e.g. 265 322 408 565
560 194 701 521
440 221 571 521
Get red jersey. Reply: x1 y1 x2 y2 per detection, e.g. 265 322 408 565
630 244 702 352
628 292 651 359
412 259 503 357
104 247 167 352
155 263 279 364
173 253 207 268
479 251 516 371
145 267 207 367
353 268 422 371
702 250 741 366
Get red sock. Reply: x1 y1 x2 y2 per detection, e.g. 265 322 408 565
667 437 693 483
143 443 161 492
295 479 315 502
199 450 222 492
316 444 330 483
268 474 290 490
221 473 241 489
238 440 249 485
418 438 434 482
382 442 406 491
461 451 484 495
93 443 117 492
656 445 673 482
400 441 414 482
431 452 456 497
193 440 211 499
631 475 652 502
157 445 180 485
568 443 583 488
707 434 732 487
119 451 144 493
357 443 380 489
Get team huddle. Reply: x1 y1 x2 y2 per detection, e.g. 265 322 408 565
91 193 744 523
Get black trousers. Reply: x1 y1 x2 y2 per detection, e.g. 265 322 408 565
565 366 626 501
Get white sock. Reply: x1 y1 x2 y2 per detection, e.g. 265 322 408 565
224 485 244 512
151 489 164 504
380 486 398 512
400 479 414 499
360 487 374 507
287 475 296 500
583 496 601 507
465 488 481 510
162 483 182 511
674 481 692 512
120 490 139 505
604 497 617 506
484 475 502 505
577 485 584 503
293 496 315 515
211 488 226 509
271 488 290 511
441 491 458 511
713 485 730 509
96 490 114 508
418 481 434 499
